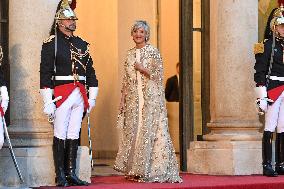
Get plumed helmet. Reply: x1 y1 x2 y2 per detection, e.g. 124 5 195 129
55 0 77 20
270 4 284 32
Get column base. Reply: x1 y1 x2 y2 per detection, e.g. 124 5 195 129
76 146 91 184
0 146 91 187
0 146 55 187
187 141 262 175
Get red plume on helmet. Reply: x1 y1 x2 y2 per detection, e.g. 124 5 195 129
70 0 77 10
278 0 284 17
279 0 284 6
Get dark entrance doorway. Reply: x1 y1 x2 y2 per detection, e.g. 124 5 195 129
179 0 210 171
0 0 9 124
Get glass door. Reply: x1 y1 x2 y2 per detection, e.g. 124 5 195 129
179 0 210 171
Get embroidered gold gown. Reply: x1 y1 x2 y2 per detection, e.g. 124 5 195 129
114 44 182 183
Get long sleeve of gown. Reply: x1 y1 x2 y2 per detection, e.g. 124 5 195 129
149 49 164 86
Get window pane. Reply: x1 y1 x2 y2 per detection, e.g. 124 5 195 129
1 0 8 19
193 0 201 28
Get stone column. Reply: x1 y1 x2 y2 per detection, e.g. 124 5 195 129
188 0 263 175
0 1 58 187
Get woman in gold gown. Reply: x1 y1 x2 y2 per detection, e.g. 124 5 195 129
114 20 182 183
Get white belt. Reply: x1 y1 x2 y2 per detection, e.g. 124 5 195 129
54 76 86 81
269 76 284 81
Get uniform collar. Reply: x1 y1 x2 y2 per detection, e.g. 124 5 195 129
58 30 74 40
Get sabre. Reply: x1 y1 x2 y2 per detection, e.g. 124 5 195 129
2 115 24 183
87 109 94 169
46 96 63 123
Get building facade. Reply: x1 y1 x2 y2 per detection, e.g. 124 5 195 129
0 0 264 187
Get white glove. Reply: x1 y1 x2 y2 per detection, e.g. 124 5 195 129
0 86 9 114
40 88 56 120
256 99 268 112
88 87 98 113
44 103 56 119
254 86 273 112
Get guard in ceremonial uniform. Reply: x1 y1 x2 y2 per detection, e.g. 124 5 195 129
40 0 98 186
254 5 284 177
0 46 9 150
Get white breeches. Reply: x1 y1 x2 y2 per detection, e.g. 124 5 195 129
0 117 3 149
54 87 84 140
265 91 284 133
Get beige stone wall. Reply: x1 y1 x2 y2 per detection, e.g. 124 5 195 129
76 0 157 158
75 0 120 156
159 0 179 79
159 0 179 151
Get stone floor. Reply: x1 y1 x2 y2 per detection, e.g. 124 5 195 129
91 159 123 176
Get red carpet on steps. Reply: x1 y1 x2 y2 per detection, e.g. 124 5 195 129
36 173 284 189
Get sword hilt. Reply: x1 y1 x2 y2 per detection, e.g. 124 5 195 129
47 96 62 123
45 96 62 107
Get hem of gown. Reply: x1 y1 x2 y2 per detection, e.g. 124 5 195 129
145 175 183 183
113 165 183 183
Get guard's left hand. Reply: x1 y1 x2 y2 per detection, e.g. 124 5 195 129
88 99 96 113
0 86 9 114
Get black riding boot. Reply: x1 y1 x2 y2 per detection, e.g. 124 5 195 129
65 139 89 186
262 131 278 177
275 133 284 174
53 137 69 186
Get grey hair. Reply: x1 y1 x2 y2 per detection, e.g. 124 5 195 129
131 20 150 42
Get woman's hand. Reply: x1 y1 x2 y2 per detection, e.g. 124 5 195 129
134 62 143 72
134 62 150 78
